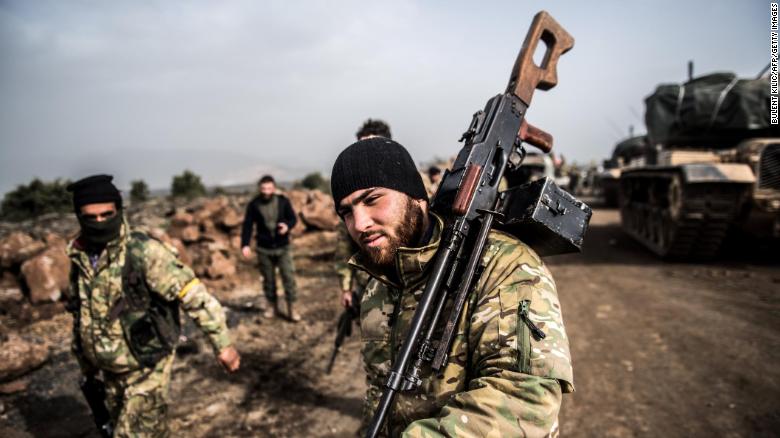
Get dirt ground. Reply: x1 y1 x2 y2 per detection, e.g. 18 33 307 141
1 207 778 437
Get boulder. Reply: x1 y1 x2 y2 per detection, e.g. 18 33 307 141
0 334 49 382
300 191 340 231
286 190 308 216
285 190 310 236
214 207 243 229
0 232 46 268
169 225 200 243
171 211 195 227
42 232 67 248
206 251 236 279
0 272 24 306
20 245 70 304
194 196 229 223
0 377 30 394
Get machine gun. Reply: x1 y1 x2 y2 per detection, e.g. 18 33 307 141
326 291 360 374
366 11 590 437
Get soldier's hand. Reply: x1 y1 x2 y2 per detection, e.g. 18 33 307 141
241 246 252 259
218 346 241 373
341 290 353 308
277 222 289 235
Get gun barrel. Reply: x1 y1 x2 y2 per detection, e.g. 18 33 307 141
365 232 462 438
326 346 339 374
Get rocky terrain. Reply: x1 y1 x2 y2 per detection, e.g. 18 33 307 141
0 195 778 437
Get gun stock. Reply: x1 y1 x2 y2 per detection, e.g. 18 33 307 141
507 11 574 105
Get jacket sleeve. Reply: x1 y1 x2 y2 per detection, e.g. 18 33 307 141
65 263 98 376
241 199 256 247
281 196 298 229
403 237 573 438
140 239 232 353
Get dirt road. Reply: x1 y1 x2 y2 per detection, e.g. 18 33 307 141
1 207 778 437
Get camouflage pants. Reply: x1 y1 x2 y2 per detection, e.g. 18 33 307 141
256 246 297 302
104 354 175 438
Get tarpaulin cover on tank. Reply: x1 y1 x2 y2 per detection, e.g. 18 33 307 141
611 135 647 161
645 73 771 146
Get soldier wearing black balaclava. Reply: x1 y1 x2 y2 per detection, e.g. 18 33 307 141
68 175 124 254
65 174 240 437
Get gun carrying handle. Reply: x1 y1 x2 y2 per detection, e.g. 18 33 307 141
507 11 574 105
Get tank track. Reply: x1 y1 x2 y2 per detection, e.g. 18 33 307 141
619 170 746 259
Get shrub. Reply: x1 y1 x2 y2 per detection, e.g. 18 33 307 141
1 178 73 221
298 172 330 193
130 180 150 203
171 170 207 199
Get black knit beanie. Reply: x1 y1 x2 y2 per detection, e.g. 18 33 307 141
67 174 123 212
330 137 427 210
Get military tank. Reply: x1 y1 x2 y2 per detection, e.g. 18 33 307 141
597 135 647 207
619 71 780 259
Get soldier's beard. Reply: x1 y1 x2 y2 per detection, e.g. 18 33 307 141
359 198 424 268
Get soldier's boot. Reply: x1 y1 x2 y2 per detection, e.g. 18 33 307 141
286 300 301 322
263 300 279 319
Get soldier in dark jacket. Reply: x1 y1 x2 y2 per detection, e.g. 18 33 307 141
240 175 300 321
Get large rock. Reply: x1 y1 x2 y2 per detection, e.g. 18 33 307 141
0 232 46 268
300 191 340 231
42 232 67 248
286 190 308 216
214 207 243 229
0 271 23 306
206 251 236 279
194 196 230 223
169 224 200 243
286 190 309 236
170 211 195 227
0 334 49 382
20 245 70 304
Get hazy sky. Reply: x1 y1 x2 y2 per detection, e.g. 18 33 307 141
0 0 768 195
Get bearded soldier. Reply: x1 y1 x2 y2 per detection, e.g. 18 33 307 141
65 175 240 437
330 139 573 437
337 118 393 310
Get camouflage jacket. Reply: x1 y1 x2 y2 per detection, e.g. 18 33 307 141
67 220 232 375
350 214 573 437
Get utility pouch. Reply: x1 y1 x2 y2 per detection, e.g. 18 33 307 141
118 232 181 368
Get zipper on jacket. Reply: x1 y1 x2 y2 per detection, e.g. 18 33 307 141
519 299 546 341
517 299 545 374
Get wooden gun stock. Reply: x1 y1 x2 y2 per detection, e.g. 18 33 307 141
507 10 574 105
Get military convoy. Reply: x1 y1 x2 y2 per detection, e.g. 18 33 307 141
617 71 779 259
